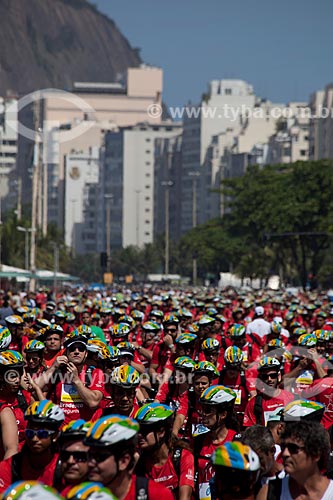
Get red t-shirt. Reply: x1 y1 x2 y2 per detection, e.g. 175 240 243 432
302 377 333 429
0 391 32 444
243 390 294 426
151 343 172 373
53 365 104 425
143 449 194 491
156 383 189 417
0 451 59 492
197 429 236 487
124 475 174 500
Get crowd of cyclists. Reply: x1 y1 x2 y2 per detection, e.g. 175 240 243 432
0 287 333 499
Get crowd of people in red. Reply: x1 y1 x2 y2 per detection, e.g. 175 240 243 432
0 287 333 500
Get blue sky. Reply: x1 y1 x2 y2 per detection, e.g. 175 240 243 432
95 0 333 107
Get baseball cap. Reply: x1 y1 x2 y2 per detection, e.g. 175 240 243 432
255 306 264 316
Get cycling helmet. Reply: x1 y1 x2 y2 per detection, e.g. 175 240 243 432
163 313 179 325
131 310 145 321
298 333 317 347
59 419 93 442
188 322 199 333
270 321 282 335
2 481 62 500
117 342 135 358
224 346 243 365
257 357 281 372
206 307 218 318
292 327 306 337
282 399 325 422
66 483 117 500
17 306 31 316
24 340 45 353
177 308 193 319
229 324 246 338
107 345 120 362
91 313 100 321
55 310 67 319
267 339 284 349
194 361 219 378
110 365 140 388
285 312 294 322
67 313 76 323
49 324 64 335
198 314 215 326
173 356 196 372
134 402 174 425
149 310 164 319
216 314 227 324
0 326 12 351
109 323 131 338
0 350 25 368
141 321 161 333
84 415 139 448
63 330 89 348
25 400 65 428
76 325 92 337
34 318 52 330
314 330 329 342
211 442 260 472
295 371 313 386
87 339 107 353
118 315 135 328
201 338 220 351
5 315 24 325
175 333 197 345
199 385 236 406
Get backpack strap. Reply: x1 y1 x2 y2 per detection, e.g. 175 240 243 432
254 394 263 424
16 391 28 413
249 333 261 348
135 475 149 500
52 459 63 490
221 336 227 350
267 477 283 500
85 366 96 387
172 447 182 479
11 452 23 483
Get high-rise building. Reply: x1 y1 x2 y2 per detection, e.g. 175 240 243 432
309 84 333 160
103 122 182 249
0 97 18 211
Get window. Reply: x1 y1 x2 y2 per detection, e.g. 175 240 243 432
146 161 151 166
145 185 150 189
145 220 150 224
145 197 150 201
146 138 151 142
225 88 232 95
145 150 151 154
145 173 151 177
145 232 150 236
300 150 307 156
145 208 150 212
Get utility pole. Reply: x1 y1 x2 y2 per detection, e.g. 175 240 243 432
189 171 200 285
161 181 173 276
16 177 22 221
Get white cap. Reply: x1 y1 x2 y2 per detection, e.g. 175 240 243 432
255 306 264 316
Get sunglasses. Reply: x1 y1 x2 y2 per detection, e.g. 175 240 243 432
165 327 177 333
259 372 279 381
87 450 112 464
68 344 86 353
25 429 55 439
281 442 305 454
139 426 154 437
60 450 89 463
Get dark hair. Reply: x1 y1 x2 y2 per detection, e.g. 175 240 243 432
241 425 275 454
281 421 330 470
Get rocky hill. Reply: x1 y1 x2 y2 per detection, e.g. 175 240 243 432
0 0 141 95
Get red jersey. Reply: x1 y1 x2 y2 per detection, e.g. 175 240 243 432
156 383 188 417
151 342 173 373
0 391 31 444
243 390 294 426
124 475 174 500
0 451 59 492
302 377 333 429
53 366 104 425
143 449 194 491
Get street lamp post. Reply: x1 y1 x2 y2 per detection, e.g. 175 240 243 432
188 171 201 285
16 226 35 290
161 181 173 277
104 194 113 273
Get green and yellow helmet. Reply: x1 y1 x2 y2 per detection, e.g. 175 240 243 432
134 402 174 425
199 385 236 406
193 361 219 378
25 400 65 428
201 338 220 351
0 326 12 351
66 483 117 500
110 365 140 388
173 356 196 372
229 324 246 338
224 346 243 365
84 415 139 447
1 481 62 500
211 442 260 471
